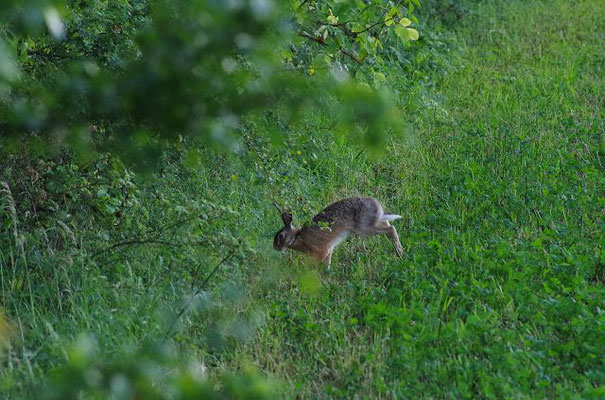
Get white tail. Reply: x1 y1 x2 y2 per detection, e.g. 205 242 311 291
381 214 402 221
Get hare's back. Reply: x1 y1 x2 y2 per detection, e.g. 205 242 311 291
313 197 382 227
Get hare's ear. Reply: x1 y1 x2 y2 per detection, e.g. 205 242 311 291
281 212 293 226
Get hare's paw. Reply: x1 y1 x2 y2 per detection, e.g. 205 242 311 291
395 245 404 258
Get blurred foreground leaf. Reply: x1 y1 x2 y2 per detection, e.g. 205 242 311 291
0 0 421 166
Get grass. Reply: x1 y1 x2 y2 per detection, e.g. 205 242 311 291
1 0 603 398
241 0 605 397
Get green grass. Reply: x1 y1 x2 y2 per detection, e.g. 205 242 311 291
1 0 604 398
240 0 605 397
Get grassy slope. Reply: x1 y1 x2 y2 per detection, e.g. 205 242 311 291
1 0 603 398
241 0 604 398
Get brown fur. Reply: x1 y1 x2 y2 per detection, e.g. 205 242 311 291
273 197 404 267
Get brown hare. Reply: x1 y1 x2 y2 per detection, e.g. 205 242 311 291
273 197 404 267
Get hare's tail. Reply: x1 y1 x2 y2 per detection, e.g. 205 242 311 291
381 214 402 221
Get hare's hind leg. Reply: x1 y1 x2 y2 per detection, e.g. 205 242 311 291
374 221 404 257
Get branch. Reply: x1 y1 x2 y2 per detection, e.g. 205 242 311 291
299 31 327 46
355 15 394 35
300 3 404 66
91 239 184 258
313 6 396 37
92 238 219 259
315 20 357 38
339 48 362 64
299 31 362 64
162 252 234 343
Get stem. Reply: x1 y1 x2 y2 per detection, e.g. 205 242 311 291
162 252 234 343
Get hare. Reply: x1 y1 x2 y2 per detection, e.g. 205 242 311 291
273 197 404 267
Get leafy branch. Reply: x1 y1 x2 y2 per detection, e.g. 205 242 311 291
293 1 420 68
298 31 361 64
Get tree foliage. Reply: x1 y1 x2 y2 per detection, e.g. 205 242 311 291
290 0 421 68
0 0 423 165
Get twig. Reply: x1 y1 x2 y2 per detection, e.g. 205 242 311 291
162 252 234 343
315 20 356 38
91 239 183 258
299 32 362 65
355 14 393 35
353 0 403 35
339 48 362 64
299 31 327 46
353 149 365 160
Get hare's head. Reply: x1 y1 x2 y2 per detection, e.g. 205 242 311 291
273 212 296 251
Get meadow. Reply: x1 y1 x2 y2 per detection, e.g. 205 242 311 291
0 0 603 398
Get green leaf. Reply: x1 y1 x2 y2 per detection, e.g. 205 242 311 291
399 18 411 27
43 6 65 39
0 41 19 82
299 270 321 296
407 28 419 41
394 25 406 39
385 6 399 26
374 72 386 86
387 6 399 18
280 49 293 62
358 48 368 61
327 8 338 24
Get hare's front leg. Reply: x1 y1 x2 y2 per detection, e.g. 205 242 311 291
322 249 333 269
309 247 333 268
